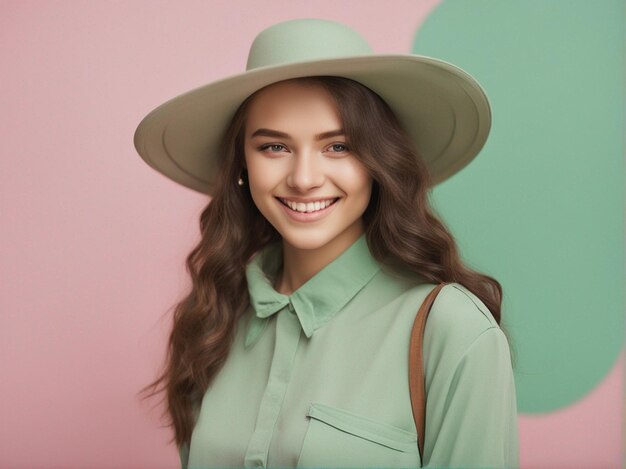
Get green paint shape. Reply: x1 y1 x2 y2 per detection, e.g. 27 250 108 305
413 0 624 413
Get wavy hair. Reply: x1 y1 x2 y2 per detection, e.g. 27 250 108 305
139 76 511 449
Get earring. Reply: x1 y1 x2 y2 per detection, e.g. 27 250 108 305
237 176 244 186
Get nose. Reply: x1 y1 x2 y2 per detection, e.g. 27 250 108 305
286 148 325 191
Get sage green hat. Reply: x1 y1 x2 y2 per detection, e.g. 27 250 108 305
133 18 491 195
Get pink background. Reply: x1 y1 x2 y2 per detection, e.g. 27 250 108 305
1 1 622 468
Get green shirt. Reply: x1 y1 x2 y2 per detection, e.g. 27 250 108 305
181 232 519 468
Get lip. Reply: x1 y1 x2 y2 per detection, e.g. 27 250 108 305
277 197 338 203
276 197 340 222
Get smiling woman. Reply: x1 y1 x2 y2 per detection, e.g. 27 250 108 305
134 18 519 469
243 80 373 292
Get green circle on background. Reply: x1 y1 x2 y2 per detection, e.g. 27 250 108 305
414 0 624 413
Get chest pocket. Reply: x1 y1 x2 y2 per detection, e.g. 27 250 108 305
296 402 421 468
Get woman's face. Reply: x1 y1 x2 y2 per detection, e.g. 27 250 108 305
244 80 373 253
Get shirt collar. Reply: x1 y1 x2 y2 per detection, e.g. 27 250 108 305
244 232 381 349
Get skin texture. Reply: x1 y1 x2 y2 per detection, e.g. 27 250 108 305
244 81 373 295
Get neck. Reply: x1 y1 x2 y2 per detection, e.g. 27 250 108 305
275 222 364 295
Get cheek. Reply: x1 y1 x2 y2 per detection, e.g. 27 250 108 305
244 156 262 204
245 159 283 211
335 162 372 199
357 178 374 207
247 175 270 211
246 158 271 190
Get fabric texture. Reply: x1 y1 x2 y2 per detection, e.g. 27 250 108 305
181 233 519 468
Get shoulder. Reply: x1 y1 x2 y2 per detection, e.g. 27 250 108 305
368 268 501 350
373 268 497 333
419 282 503 367
428 282 498 332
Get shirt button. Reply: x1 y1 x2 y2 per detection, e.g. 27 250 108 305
288 303 295 314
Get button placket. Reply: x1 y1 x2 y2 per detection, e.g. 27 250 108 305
244 305 302 468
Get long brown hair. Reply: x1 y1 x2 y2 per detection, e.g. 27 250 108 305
139 75 511 449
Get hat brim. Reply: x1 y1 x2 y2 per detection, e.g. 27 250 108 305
133 54 491 194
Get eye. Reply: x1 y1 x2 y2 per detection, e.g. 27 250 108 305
328 143 349 154
259 143 287 153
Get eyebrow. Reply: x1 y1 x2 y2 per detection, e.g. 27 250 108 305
250 128 345 141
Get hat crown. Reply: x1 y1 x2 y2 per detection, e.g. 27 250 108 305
246 19 372 71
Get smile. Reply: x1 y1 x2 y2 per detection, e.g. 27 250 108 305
278 197 339 213
275 197 340 222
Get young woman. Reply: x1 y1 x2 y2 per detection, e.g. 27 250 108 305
136 18 519 469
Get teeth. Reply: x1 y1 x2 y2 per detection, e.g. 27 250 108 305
281 198 336 213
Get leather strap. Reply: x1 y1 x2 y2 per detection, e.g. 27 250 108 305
409 282 447 460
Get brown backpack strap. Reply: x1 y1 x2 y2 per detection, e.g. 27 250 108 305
409 283 448 460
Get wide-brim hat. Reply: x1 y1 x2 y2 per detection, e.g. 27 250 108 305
133 18 491 195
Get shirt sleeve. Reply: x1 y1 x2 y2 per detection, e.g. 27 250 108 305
423 327 520 468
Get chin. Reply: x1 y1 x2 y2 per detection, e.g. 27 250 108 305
277 230 337 251
260 202 365 253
